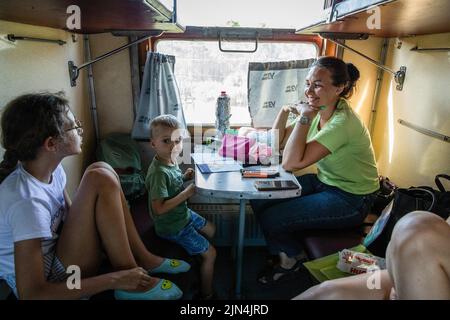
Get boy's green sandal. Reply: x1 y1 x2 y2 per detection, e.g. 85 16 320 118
149 258 191 274
114 279 183 300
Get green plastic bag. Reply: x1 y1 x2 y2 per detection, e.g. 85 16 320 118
303 244 369 283
96 133 146 201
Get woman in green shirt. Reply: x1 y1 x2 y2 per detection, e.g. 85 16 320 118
251 56 379 284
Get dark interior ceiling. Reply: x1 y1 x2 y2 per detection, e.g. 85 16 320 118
0 0 163 34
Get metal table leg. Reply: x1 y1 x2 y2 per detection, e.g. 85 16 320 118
235 199 246 298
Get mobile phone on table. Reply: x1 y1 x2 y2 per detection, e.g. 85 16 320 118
254 180 299 191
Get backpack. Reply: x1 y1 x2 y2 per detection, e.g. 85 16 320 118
96 133 146 202
363 174 450 257
371 176 397 216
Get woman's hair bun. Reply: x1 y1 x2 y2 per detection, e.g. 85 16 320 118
346 63 360 82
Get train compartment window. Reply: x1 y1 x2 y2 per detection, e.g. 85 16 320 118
156 40 317 126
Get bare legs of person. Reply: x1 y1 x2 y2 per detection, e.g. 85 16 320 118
199 221 217 299
56 162 184 299
386 211 450 300
293 269 393 300
294 210 450 300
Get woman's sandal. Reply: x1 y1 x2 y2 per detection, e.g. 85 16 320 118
257 259 303 285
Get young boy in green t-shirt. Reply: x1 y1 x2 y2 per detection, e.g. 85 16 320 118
146 115 216 300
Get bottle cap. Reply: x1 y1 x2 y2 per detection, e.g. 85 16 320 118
221 91 226 95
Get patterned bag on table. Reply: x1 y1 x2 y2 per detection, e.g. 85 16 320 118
218 134 272 165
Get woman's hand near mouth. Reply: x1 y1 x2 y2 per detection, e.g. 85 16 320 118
297 102 321 118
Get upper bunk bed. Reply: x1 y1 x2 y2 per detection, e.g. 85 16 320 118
296 0 450 38
0 0 184 34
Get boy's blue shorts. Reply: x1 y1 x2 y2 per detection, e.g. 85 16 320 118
160 210 210 255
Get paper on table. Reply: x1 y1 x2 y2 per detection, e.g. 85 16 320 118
192 153 242 173
191 152 236 164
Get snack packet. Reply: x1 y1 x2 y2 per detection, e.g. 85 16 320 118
337 249 386 275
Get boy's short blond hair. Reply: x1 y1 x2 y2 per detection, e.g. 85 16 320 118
149 115 181 140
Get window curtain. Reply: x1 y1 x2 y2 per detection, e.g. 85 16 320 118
247 58 315 128
132 52 186 140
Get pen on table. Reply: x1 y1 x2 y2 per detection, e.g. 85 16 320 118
242 172 279 178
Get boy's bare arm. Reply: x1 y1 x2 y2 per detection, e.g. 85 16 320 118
151 184 196 215
183 168 195 181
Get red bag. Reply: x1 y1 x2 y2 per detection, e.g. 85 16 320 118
218 134 272 164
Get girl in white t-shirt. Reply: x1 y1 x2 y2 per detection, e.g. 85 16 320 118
0 92 190 300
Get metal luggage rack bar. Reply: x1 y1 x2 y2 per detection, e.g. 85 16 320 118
68 34 159 87
7 34 66 45
410 46 450 52
320 34 407 91
398 119 449 143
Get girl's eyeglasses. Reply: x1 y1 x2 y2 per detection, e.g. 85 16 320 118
66 119 83 135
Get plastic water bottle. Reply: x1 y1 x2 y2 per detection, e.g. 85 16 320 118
215 91 231 137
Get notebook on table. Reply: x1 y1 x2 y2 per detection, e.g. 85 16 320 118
196 163 242 174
